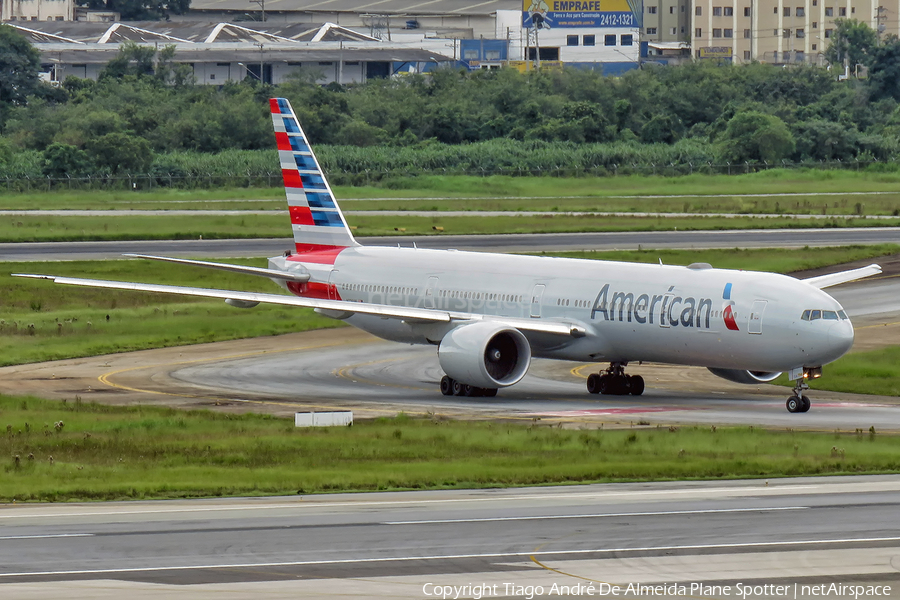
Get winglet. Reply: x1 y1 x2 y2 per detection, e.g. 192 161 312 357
802 264 882 289
270 97 359 254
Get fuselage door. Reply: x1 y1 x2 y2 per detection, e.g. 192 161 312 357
530 284 546 318
748 299 767 334
424 276 439 309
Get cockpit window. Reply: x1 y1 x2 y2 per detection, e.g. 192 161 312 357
823 310 839 320
801 310 811 321
810 310 821 320
838 310 848 320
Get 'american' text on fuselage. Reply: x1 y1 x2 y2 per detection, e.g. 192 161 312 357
591 284 714 329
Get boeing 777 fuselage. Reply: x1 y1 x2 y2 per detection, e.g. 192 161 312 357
16 97 880 413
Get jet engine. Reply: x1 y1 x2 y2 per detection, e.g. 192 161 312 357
438 322 531 388
707 368 782 384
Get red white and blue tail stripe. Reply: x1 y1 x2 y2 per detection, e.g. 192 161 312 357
270 97 359 254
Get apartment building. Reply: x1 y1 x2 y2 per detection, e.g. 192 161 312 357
692 0 899 64
643 0 692 42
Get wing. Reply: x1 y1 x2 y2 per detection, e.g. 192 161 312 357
802 264 882 289
122 254 311 283
13 274 586 337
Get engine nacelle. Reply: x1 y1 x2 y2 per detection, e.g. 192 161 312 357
438 322 531 388
707 368 782 384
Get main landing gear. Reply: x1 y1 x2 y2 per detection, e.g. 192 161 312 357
786 378 811 413
440 375 498 398
586 362 644 396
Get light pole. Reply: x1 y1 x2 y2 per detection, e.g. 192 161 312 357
255 42 264 83
250 0 265 22
237 62 262 82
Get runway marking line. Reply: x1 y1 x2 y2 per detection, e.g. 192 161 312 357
0 534 93 541
0 485 821 519
385 506 807 525
333 356 433 392
7 536 900 580
94 337 404 416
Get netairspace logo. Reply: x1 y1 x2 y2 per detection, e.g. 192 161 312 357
421 582 893 599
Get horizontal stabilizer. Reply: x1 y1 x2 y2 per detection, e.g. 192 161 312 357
13 274 583 337
802 264 882 289
123 254 311 283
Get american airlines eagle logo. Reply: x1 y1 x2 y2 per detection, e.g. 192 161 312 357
722 282 739 331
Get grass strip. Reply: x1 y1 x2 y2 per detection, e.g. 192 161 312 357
3 213 900 243
2 395 898 502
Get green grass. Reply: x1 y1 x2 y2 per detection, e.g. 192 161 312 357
773 347 900 397
1 258 342 366
3 213 900 242
2 395 898 502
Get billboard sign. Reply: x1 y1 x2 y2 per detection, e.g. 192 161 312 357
523 0 639 29
698 46 733 59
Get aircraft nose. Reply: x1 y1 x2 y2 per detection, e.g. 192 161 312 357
828 320 855 358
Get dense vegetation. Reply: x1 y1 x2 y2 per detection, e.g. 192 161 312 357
4 24 900 181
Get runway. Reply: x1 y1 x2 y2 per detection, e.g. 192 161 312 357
2 476 899 598
2 227 900 261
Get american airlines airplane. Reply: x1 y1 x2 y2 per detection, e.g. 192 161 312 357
17 98 882 413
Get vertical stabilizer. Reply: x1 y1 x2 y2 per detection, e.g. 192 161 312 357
269 97 359 254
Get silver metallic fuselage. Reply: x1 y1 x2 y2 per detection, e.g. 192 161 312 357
272 246 854 374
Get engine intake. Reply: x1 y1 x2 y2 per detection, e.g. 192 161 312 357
438 322 531 388
707 368 782 384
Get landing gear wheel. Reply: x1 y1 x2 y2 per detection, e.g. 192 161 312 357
452 380 465 396
463 385 477 397
629 375 645 396
598 375 611 395
440 376 454 396
786 395 801 413
587 373 602 394
800 396 811 412
482 388 498 397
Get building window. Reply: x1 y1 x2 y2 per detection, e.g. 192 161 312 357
567 34 579 46
773 7 778 13
724 7 733 16
647 5 657 13
463 50 479 59
345 61 360 65
812 22 817 29
621 34 633 45
681 5 685 11
783 7 791 16
825 7 833 16
744 28 751 38
744 7 751 16
724 28 733 37
796 28 805 38
695 27 702 37
796 7 805 16
825 28 833 38
813 0 817 5
681 26 685 32
783 28 791 38
209 73 216 80
713 6 722 15
774 29 779 36
646 27 657 34
670 27 676 34
744 50 751 60
605 34 616 46
713 28 722 37
669 6 675 13
318 62 333 65
583 34 595 45
812 43 817 50
773 51 778 61
839 7 846 16
695 6 702 15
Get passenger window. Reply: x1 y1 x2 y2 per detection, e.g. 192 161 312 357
838 310 848 320
810 310 821 320
823 310 838 320
801 310 810 321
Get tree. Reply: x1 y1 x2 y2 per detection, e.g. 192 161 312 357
824 19 878 69
868 36 900 101
717 111 795 163
85 132 153 174
0 24 40 126
42 143 93 177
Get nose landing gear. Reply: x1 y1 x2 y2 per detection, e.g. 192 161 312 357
586 362 644 396
786 377 811 413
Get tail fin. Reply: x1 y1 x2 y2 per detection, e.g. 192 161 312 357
269 97 359 254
